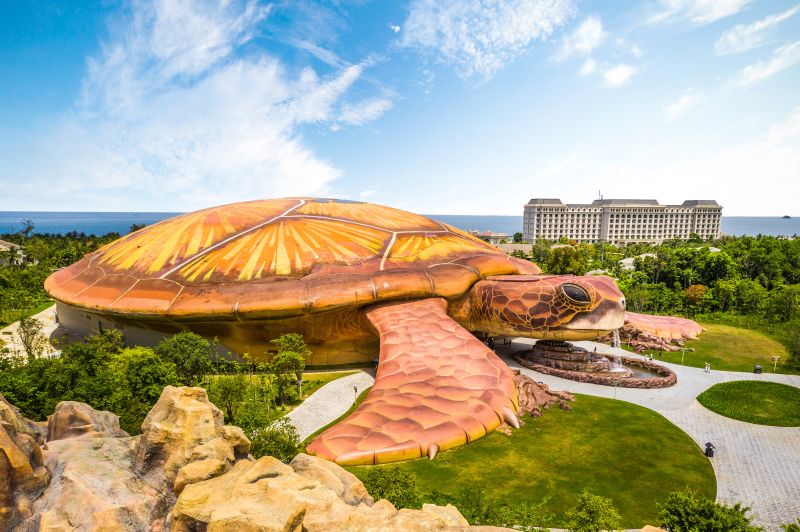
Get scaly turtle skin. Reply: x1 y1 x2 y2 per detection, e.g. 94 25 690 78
44 198 694 465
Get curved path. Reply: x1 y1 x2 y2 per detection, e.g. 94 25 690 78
497 338 800 532
285 370 375 441
0 304 59 358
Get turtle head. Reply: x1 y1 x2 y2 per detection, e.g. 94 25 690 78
451 274 625 340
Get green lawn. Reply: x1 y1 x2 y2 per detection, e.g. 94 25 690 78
697 381 800 426
0 301 55 327
301 370 359 398
345 394 716 529
640 323 797 375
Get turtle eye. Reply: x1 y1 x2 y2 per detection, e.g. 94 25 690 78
561 283 591 305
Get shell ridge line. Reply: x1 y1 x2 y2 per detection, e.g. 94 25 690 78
379 232 397 271
166 285 185 312
159 199 307 279
106 279 141 308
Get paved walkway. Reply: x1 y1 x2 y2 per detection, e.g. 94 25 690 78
497 339 800 531
0 304 59 358
285 370 375 441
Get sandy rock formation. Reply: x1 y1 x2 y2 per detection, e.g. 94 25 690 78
132 386 251 495
4 388 511 531
46 401 129 441
0 395 49 530
289 452 374 506
512 370 575 417
13 387 250 531
171 455 488 531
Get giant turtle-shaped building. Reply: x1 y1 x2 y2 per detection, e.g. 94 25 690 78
46 198 699 464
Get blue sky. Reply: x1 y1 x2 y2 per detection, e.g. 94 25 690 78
1 0 798 215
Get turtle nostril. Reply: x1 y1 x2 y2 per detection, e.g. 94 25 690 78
620 298 626 309
561 283 591 304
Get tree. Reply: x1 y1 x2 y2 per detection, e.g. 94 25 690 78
362 467 420 509
684 284 707 308
565 491 621 532
547 246 587 275
206 373 248 423
513 232 523 243
657 489 762 532
269 350 305 404
154 332 213 386
17 317 45 361
270 333 312 362
249 418 302 462
102 347 180 433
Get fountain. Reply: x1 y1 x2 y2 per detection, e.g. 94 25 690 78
514 332 677 389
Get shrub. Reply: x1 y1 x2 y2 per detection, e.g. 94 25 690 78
565 491 621 532
657 489 762 532
154 332 213 386
249 418 302 463
362 467 420 509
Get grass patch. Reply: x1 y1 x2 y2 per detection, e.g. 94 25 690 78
0 301 55 327
301 370 359 398
345 394 715 529
641 323 797 374
697 381 800 426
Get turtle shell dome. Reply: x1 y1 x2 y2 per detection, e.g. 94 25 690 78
45 198 538 319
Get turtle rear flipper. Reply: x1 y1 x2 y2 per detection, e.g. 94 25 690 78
306 298 519 466
625 311 705 340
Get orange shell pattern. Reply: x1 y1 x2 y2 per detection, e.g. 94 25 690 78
44 198 539 318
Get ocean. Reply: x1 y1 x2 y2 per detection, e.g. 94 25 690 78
0 211 798 238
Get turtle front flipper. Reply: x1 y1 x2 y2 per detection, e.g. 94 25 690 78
625 311 705 340
306 298 518 466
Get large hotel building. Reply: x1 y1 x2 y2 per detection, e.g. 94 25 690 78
523 198 722 245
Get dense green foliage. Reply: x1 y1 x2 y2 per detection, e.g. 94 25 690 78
0 230 119 325
249 418 303 463
348 394 716 528
362 467 421 509
697 381 800 426
565 491 622 532
0 330 183 433
657 489 763 531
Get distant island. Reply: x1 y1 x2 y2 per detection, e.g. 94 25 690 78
783 215 792 219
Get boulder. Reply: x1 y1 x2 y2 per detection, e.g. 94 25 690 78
21 435 163 531
171 456 508 531
289 452 374 506
47 401 128 441
0 395 49 530
132 386 250 494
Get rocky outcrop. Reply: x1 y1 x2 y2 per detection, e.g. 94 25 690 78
171 455 482 531
289 452 374 506
513 370 575 417
598 321 696 353
3 389 511 531
132 386 250 495
0 395 49 530
12 387 251 531
46 401 128 441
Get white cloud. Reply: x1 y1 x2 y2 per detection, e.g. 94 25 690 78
579 58 597 76
338 98 394 126
664 89 701 122
726 41 800 89
649 0 751 25
9 0 391 210
389 24 401 33
401 0 576 79
359 189 377 199
603 64 635 86
715 5 800 55
560 16 606 58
